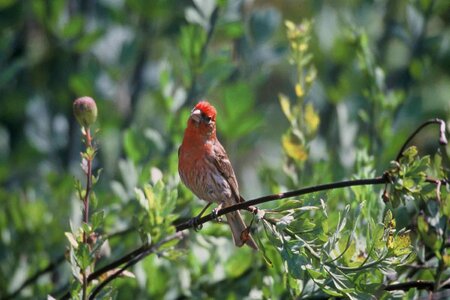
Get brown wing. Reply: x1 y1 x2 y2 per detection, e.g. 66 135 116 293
212 140 242 202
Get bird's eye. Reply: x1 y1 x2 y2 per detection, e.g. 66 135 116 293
203 115 212 123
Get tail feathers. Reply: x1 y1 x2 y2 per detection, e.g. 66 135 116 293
225 211 258 250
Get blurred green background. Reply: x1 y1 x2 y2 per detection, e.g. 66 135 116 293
1 0 449 299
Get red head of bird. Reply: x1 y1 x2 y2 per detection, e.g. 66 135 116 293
186 101 217 140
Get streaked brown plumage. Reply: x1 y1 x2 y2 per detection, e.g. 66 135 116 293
178 101 258 249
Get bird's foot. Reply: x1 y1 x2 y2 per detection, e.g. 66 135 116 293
189 216 203 232
212 203 224 222
212 208 222 222
211 207 219 217
247 205 258 214
189 203 212 231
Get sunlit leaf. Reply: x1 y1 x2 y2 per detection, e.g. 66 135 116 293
144 184 156 211
279 93 293 121
295 84 304 98
65 232 78 248
392 232 412 256
304 103 320 135
282 133 308 162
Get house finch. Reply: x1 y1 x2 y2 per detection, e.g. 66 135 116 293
178 101 258 250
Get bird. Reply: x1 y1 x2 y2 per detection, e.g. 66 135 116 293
178 101 258 250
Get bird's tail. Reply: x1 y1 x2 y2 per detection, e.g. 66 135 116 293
225 211 258 250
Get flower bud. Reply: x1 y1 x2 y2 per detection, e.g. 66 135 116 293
73 96 97 128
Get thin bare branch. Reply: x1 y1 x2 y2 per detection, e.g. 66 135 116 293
175 176 389 231
395 118 447 162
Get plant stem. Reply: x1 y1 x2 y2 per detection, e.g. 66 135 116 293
82 127 93 300
395 118 447 162
175 176 389 231
83 128 93 240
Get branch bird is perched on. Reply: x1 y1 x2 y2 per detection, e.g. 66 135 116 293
178 101 258 249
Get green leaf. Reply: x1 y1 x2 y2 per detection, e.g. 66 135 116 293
277 214 294 229
135 187 148 210
418 215 441 251
254 232 273 267
289 217 316 233
442 192 450 217
417 215 428 233
91 210 105 231
400 146 418 163
74 179 83 199
92 168 103 185
272 199 303 211
81 223 92 236
76 243 92 269
306 267 324 280
320 285 344 297
90 192 98 210
280 242 307 280
392 232 412 256
341 239 357 266
383 210 394 227
144 184 156 212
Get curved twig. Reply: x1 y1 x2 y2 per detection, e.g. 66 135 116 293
383 118 447 203
395 118 447 162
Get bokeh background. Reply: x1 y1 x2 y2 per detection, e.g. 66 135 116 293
1 0 449 299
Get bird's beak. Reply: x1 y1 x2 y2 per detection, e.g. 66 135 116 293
190 109 201 123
